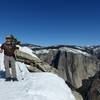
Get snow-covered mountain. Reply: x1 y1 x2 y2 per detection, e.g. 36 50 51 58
32 45 90 56
0 45 75 100
23 44 100 59
84 45 100 59
20 43 41 49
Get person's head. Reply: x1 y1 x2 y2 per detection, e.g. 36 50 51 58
5 35 13 44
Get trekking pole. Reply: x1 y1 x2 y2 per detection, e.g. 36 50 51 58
14 50 24 80
17 62 24 80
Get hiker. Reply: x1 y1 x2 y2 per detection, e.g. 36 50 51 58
0 35 18 81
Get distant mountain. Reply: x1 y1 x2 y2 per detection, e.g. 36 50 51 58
21 43 100 58
20 43 42 49
23 44 100 60
84 45 100 59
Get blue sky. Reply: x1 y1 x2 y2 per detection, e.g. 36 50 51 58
0 0 100 46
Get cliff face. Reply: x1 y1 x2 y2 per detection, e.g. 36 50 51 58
21 44 100 100
32 46 100 89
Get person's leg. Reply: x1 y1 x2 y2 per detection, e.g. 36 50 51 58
10 56 17 78
4 55 11 78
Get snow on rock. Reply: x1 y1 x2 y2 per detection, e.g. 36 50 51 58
33 47 90 56
18 46 39 59
33 49 50 54
60 47 90 56
0 45 76 100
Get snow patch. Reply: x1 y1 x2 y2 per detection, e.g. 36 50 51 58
18 46 39 59
60 47 90 56
33 49 50 54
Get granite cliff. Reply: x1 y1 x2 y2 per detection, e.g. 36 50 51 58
31 45 100 100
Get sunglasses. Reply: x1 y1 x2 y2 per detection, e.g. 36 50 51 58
6 38 13 40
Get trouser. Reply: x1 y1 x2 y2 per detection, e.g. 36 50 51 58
4 55 17 78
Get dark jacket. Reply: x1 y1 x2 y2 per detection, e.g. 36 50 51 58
1 42 18 56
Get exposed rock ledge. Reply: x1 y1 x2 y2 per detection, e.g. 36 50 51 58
15 50 61 77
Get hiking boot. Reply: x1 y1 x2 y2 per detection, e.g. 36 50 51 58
5 77 11 81
12 78 18 81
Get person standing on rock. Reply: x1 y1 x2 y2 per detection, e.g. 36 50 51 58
0 35 18 81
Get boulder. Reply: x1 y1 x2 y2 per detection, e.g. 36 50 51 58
15 50 61 77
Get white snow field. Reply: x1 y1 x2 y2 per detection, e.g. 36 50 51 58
0 46 76 100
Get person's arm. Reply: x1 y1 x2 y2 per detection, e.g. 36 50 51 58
0 44 4 53
0 48 3 53
14 45 19 54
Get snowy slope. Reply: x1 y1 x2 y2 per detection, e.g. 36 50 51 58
0 45 75 100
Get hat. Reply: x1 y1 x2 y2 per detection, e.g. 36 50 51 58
6 34 13 39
